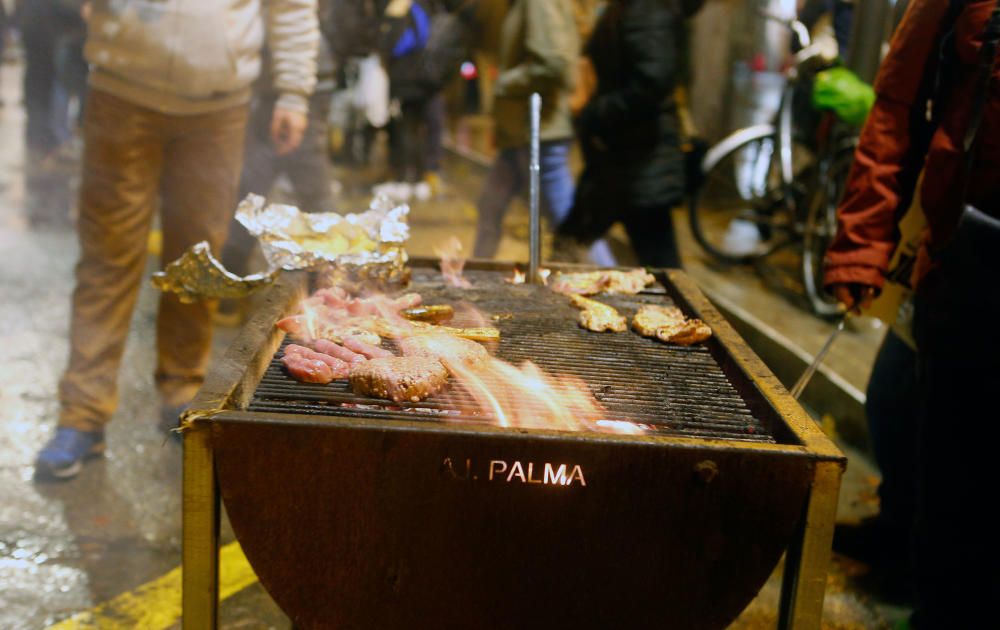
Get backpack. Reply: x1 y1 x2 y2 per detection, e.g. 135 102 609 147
385 1 471 102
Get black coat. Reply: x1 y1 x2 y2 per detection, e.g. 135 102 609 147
562 0 684 240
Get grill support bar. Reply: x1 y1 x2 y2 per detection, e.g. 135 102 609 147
778 460 843 630
182 422 220 630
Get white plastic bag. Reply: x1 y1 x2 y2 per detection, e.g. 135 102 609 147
355 53 390 128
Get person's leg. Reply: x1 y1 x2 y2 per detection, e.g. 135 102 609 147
473 148 522 258
222 96 279 277
537 140 574 226
400 99 426 183
864 329 919 546
622 204 681 268
157 105 249 407
284 91 336 214
20 12 57 158
57 90 165 432
423 92 445 175
910 288 1000 627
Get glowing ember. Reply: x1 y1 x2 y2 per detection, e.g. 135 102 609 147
435 236 472 288
595 420 652 435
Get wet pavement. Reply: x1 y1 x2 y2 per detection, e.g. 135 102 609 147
0 60 905 628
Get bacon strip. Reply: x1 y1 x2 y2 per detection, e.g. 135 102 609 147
342 335 394 359
314 339 366 365
284 344 350 380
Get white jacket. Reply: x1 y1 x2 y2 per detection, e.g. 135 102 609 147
87 0 319 115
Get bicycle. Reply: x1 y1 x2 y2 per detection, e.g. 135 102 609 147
688 16 859 316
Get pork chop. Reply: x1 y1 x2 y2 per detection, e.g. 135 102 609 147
349 356 450 403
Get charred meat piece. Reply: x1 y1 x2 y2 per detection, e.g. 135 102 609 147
397 333 489 373
314 339 366 365
349 356 450 402
550 268 655 296
342 335 395 359
568 294 627 333
632 305 712 346
401 304 455 324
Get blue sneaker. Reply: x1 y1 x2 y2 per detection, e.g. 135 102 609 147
34 428 105 481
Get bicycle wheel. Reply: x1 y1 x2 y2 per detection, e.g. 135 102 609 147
802 148 853 316
688 125 797 264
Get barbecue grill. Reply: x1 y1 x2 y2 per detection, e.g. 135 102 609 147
181 259 845 629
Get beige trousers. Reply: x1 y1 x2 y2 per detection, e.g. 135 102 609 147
58 89 248 431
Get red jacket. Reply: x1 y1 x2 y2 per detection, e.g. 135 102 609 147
824 0 1000 291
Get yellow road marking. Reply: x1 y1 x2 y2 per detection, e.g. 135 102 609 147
47 541 258 629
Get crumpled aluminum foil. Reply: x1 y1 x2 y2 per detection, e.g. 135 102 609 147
235 193 410 271
151 241 279 303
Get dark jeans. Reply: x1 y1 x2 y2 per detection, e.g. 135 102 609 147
424 93 445 173
864 329 918 565
909 261 1000 628
20 5 59 156
389 98 430 182
222 91 335 276
621 205 681 268
474 141 575 259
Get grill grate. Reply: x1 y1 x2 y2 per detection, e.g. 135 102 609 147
248 269 776 443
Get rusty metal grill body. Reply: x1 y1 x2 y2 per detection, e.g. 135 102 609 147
181 261 845 630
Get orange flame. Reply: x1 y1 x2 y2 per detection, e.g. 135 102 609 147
505 267 526 284
439 356 614 433
283 285 642 436
435 236 472 288
504 267 549 285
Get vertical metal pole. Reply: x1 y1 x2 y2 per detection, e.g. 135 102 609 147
528 92 542 284
183 422 220 629
777 460 843 630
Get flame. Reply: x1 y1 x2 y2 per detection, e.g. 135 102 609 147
434 236 472 288
504 267 549 285
505 267 526 284
439 356 617 433
283 284 642 436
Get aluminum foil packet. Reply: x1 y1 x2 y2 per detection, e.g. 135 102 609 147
235 193 410 272
151 241 279 303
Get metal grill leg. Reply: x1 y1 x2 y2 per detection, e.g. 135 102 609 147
778 460 842 629
183 423 220 629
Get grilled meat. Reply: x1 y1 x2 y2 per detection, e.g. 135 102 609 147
314 339 366 365
349 356 450 402
550 269 655 296
632 305 685 336
397 333 489 373
632 305 712 346
342 335 395 359
282 344 351 383
401 304 455 323
568 294 627 333
656 319 713 346
276 312 382 346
